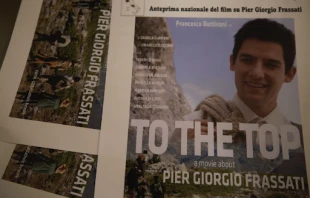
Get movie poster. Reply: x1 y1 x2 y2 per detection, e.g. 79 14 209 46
2 144 97 198
9 0 111 129
123 17 309 197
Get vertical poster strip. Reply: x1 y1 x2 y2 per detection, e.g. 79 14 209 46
9 0 112 129
2 144 97 198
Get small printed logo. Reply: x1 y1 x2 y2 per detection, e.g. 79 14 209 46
121 0 144 16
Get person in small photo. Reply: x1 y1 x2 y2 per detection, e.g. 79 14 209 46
126 162 141 198
30 54 79 71
12 150 67 175
136 150 148 177
136 174 149 198
16 91 70 109
34 30 77 48
150 175 165 198
32 75 81 92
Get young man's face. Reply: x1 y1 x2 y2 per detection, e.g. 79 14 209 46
230 38 296 110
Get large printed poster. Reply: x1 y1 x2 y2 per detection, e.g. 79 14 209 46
9 0 111 129
2 144 97 198
124 17 309 197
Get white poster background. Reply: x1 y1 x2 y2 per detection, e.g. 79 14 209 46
96 0 310 197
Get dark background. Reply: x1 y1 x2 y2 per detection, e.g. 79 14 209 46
0 0 21 69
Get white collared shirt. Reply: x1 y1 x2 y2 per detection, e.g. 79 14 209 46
232 94 291 145
232 94 291 126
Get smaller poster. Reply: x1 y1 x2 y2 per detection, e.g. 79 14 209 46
2 144 97 198
9 0 111 129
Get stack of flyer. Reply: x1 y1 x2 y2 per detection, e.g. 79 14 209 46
0 0 310 198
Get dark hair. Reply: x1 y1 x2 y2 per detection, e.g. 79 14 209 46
137 172 144 177
143 150 148 154
73 76 81 82
232 19 295 73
